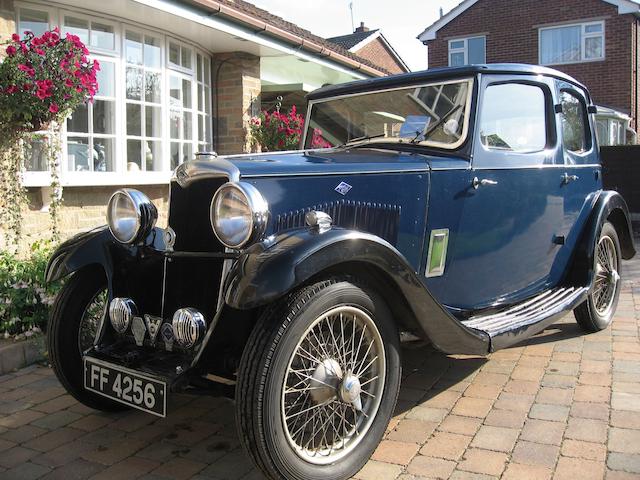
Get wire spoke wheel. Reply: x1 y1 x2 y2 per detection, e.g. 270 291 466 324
281 305 386 465
592 234 619 317
77 289 107 353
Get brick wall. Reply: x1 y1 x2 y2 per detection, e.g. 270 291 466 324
2 185 169 251
212 52 261 155
355 38 407 74
425 0 636 129
0 0 15 53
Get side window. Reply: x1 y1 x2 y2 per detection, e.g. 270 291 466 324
560 91 589 154
480 83 547 153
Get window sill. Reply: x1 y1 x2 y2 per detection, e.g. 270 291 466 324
22 171 173 188
540 58 605 67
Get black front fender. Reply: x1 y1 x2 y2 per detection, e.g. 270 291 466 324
225 228 490 355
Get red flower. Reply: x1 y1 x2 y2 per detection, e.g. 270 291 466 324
35 89 48 100
48 103 59 113
5 45 16 56
6 85 18 94
11 33 20 42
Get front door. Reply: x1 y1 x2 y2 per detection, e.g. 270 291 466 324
440 75 567 310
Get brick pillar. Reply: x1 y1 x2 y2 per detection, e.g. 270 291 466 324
212 52 261 155
0 0 15 57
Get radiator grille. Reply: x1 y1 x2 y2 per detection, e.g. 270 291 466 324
275 200 401 244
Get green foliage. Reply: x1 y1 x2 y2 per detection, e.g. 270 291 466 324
0 240 60 337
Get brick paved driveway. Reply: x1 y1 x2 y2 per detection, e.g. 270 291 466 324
0 253 638 479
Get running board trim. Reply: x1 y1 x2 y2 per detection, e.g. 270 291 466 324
462 286 589 351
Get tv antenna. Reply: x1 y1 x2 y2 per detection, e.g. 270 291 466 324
349 2 355 32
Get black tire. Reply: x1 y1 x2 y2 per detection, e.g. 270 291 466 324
574 221 622 332
236 278 401 480
48 267 127 412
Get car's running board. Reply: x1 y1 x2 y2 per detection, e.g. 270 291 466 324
462 286 589 351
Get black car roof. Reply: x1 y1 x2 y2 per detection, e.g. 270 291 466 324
307 63 588 101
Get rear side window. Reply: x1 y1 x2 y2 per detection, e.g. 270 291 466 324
480 83 547 153
560 91 589 153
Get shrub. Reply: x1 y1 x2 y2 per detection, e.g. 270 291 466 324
249 105 332 151
0 240 59 338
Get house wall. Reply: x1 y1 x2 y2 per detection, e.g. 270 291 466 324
0 0 14 49
425 0 636 130
355 38 406 74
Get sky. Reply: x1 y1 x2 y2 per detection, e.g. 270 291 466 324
248 0 464 72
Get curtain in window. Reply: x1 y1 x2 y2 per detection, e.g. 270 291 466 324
540 26 580 64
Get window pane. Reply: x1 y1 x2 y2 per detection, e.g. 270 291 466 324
145 141 161 171
540 26 581 64
91 22 114 50
170 109 181 139
170 142 180 170
468 37 486 64
450 52 464 66
126 67 143 100
450 40 464 50
198 114 204 142
127 103 142 136
198 85 204 112
93 138 114 171
94 100 115 134
145 72 161 103
169 76 181 107
20 9 49 36
181 46 192 69
64 17 89 45
23 136 48 171
596 119 607 146
125 31 143 65
183 143 193 164
145 106 162 138
67 104 89 133
68 137 90 172
480 83 546 153
197 53 203 82
585 23 602 34
585 36 603 59
182 79 192 108
183 112 192 140
205 119 212 146
560 91 588 154
96 61 115 97
144 36 162 69
169 42 180 65
203 57 211 85
127 140 142 170
205 87 210 114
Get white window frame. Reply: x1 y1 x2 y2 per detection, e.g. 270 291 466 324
60 10 119 57
538 20 605 66
448 35 486 66
15 1 213 188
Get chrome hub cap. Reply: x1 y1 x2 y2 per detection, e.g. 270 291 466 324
593 235 619 316
281 306 385 465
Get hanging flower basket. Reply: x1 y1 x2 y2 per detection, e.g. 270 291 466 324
0 29 99 138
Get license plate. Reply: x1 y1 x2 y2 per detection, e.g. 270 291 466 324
84 358 166 417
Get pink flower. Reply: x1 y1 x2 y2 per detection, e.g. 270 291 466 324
11 33 20 42
5 45 16 56
17 64 30 72
34 48 45 56
48 103 59 113
35 89 48 100
6 85 18 94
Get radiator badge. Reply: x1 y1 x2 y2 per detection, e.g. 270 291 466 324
144 315 163 344
335 181 352 196
161 323 174 352
131 316 146 346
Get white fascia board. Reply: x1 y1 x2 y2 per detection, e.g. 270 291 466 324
348 31 381 52
131 0 368 80
416 0 480 42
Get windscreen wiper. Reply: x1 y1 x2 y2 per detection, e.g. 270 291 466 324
337 133 386 148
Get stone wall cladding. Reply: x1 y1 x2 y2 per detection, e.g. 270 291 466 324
355 38 407 74
425 0 636 129
0 0 15 56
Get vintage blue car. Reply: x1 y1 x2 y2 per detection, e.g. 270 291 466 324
47 64 635 480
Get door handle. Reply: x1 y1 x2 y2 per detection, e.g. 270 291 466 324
472 177 498 189
562 172 579 184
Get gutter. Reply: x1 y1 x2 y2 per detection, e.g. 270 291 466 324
186 0 386 77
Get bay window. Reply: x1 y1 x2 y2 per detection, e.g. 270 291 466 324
539 21 604 65
16 4 213 187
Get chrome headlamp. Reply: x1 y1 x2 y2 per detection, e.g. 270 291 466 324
210 182 269 249
107 189 158 244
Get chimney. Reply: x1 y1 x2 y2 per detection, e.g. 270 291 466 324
439 7 444 18
355 21 369 33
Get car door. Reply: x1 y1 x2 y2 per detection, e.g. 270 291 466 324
436 75 567 310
